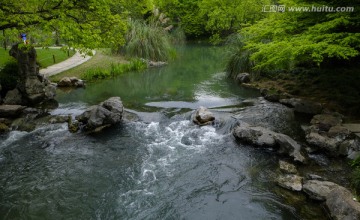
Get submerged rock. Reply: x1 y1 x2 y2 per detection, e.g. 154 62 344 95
75 97 123 132
192 106 215 126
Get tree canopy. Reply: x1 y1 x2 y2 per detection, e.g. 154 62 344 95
0 0 128 50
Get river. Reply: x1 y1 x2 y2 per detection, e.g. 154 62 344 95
0 45 331 219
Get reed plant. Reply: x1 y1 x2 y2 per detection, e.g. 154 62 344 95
124 20 172 61
225 34 255 79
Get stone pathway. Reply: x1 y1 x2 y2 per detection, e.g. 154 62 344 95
39 50 95 77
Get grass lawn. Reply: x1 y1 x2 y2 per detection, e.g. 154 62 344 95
0 47 75 68
49 49 127 82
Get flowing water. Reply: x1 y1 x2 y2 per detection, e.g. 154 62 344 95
0 45 329 219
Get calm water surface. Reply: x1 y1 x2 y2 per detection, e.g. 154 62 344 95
0 45 327 219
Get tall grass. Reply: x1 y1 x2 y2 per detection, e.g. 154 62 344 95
81 59 147 81
225 34 255 79
124 20 173 61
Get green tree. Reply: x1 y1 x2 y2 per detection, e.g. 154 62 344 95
0 0 127 51
228 0 360 74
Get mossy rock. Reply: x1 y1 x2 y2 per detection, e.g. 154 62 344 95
0 122 10 133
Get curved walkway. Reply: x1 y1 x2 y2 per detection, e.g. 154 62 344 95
40 50 96 77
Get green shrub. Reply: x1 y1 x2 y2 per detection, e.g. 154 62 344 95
0 59 19 96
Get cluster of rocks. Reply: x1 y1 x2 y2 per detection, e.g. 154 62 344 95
57 77 85 88
305 113 360 158
0 45 88 134
276 160 360 219
68 97 123 133
1 44 57 106
0 44 59 133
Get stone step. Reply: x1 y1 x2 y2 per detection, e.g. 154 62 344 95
343 124 360 133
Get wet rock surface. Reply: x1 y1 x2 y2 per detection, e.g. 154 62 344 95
73 97 123 132
233 121 305 163
192 106 215 126
305 113 359 157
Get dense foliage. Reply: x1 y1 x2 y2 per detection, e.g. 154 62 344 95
155 0 270 41
226 0 360 76
0 0 127 51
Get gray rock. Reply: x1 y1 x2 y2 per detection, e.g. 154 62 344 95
57 77 72 87
58 77 85 88
192 106 215 126
75 97 123 132
347 138 360 159
9 44 56 105
306 174 325 181
280 98 322 115
303 180 338 201
44 84 57 100
306 132 339 154
235 73 250 84
233 124 277 147
277 174 303 191
0 105 26 118
3 88 23 105
274 133 305 163
311 114 342 132
279 160 297 174
233 123 305 163
232 98 298 136
326 186 360 220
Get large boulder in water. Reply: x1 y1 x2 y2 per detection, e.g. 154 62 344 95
192 106 215 126
233 122 305 163
75 97 123 132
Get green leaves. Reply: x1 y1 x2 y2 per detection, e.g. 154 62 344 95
0 0 127 50
233 0 360 71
